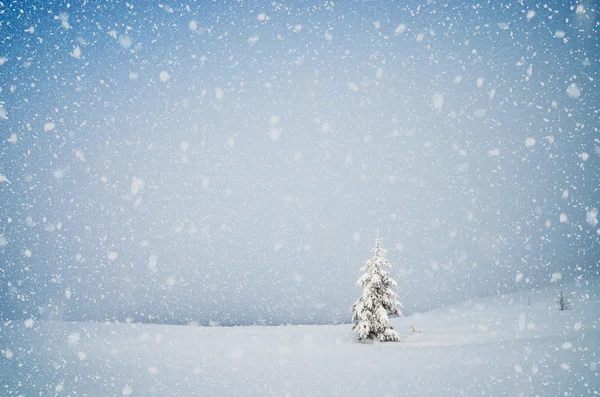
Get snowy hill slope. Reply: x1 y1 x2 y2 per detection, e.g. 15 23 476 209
1 282 598 396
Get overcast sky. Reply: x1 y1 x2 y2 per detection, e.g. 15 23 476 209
0 0 598 325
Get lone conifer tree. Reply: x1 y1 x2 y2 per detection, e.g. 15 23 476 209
351 234 403 342
557 290 571 311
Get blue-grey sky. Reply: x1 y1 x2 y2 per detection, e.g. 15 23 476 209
0 0 599 325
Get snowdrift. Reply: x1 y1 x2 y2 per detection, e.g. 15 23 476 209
1 282 598 396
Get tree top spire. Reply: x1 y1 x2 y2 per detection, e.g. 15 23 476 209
372 230 385 258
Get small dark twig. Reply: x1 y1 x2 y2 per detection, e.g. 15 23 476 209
557 290 571 311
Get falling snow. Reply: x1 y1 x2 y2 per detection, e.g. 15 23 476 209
431 93 444 109
0 1 598 396
159 71 170 82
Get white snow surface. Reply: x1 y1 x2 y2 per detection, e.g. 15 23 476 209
1 282 598 396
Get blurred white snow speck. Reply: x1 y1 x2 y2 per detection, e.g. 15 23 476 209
24 318 34 328
566 83 580 98
58 13 71 29
74 150 86 161
107 251 118 261
488 148 500 157
525 137 536 148
53 169 64 180
270 115 280 126
431 93 444 109
119 36 133 49
7 133 17 143
44 121 56 132
559 213 568 223
68 332 81 346
526 10 536 20
347 82 359 92
215 87 224 99
551 272 562 282
159 71 170 82
394 24 406 34
474 109 486 118
122 385 133 396
131 177 145 195
586 208 598 227
180 141 189 152
268 128 281 141
189 20 198 31
0 235 7 247
517 313 526 331
148 255 158 272
515 272 524 282
70 46 81 58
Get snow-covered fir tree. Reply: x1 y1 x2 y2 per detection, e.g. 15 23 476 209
351 235 403 342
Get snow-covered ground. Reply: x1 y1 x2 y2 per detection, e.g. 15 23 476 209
2 282 598 396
